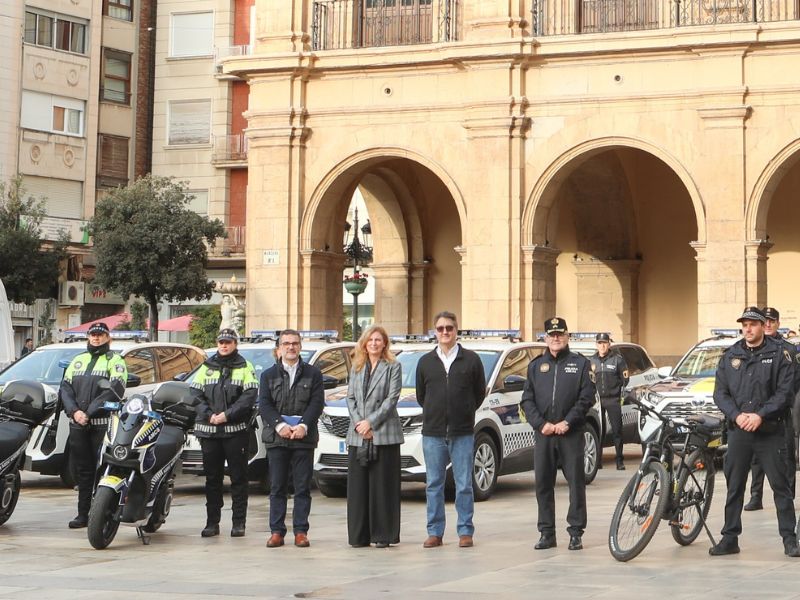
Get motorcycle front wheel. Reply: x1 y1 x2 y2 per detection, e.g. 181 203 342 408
608 461 669 562
0 470 21 526
88 487 121 549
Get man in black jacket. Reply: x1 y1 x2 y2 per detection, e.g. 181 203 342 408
590 332 629 470
521 317 595 551
191 328 258 537
711 307 799 557
258 329 324 548
416 311 486 549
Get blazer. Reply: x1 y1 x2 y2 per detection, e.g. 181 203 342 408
345 359 404 447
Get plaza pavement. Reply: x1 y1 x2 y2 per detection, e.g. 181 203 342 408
1 448 799 600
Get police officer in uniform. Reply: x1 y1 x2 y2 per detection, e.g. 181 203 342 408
521 317 596 551
710 306 799 557
743 306 799 511
191 328 258 538
59 322 127 529
590 332 629 470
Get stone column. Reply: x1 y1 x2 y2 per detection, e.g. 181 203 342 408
744 239 772 309
461 0 527 40
299 250 346 330
521 245 559 341
573 258 641 341
254 0 310 54
370 262 412 334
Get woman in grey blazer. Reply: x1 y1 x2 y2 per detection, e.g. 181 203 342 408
346 325 403 548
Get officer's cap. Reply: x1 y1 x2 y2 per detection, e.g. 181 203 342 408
736 306 766 324
763 307 780 321
544 317 568 335
87 322 110 335
217 328 239 342
596 332 612 342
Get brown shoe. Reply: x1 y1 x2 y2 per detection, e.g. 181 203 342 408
266 533 285 548
294 532 310 547
459 535 474 548
423 535 443 548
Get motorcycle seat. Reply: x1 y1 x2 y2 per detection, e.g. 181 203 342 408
0 421 31 457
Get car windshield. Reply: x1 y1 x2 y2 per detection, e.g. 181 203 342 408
394 349 501 388
672 345 730 378
0 348 83 386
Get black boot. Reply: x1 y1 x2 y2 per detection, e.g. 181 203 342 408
68 515 88 529
231 522 246 537
201 523 220 537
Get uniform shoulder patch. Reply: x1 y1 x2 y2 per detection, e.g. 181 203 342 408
622 369 629 379
589 371 596 384
539 362 550 373
795 354 800 365
590 363 596 372
731 357 741 369
785 349 792 363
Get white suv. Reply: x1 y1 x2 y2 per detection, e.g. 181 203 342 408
178 331 355 482
0 332 206 485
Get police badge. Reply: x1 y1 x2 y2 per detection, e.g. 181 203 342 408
74 361 82 370
540 363 550 373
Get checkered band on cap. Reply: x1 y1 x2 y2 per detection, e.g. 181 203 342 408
736 306 766 323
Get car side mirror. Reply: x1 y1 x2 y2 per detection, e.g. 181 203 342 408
172 372 187 381
126 373 142 388
502 374 526 393
657 366 672 378
322 375 338 390
58 359 71 369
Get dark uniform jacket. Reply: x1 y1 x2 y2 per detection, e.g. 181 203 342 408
59 348 127 426
713 336 794 427
258 359 324 449
590 351 629 399
520 346 596 431
773 333 800 396
415 345 486 437
190 351 258 438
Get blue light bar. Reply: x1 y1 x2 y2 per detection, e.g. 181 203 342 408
389 334 436 343
458 329 521 340
710 329 740 337
569 332 608 340
298 330 339 339
250 330 280 339
109 330 149 339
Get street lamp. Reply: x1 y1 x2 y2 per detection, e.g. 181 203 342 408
343 206 373 341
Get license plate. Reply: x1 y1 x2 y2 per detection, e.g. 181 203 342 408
338 441 346 454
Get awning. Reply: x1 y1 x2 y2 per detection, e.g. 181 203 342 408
65 313 131 333
157 314 194 332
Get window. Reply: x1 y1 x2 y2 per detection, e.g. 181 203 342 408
103 0 133 21
155 347 194 381
24 10 86 54
168 100 211 145
187 190 208 214
124 349 157 385
101 49 131 104
22 91 85 136
170 12 214 57
315 349 350 386
615 346 654 376
97 134 129 187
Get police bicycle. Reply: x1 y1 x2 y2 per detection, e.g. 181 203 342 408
608 396 724 562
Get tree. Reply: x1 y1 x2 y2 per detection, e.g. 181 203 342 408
113 300 148 331
89 175 226 337
0 176 67 303
189 305 222 349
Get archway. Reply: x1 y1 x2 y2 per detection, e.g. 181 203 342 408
301 151 465 336
523 142 702 364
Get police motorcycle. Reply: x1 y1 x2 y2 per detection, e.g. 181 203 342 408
0 381 56 525
87 380 198 549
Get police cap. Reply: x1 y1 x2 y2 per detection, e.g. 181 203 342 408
763 307 780 321
545 317 568 335
596 332 612 342
736 306 766 324
87 322 110 335
217 328 239 342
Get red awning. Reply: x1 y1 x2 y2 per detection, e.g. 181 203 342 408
157 314 194 332
65 313 132 333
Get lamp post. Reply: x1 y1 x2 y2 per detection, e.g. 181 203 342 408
343 206 372 341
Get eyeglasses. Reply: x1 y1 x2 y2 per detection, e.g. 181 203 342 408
436 325 455 333
281 341 301 347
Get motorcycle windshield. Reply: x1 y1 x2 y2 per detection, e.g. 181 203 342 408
119 396 148 432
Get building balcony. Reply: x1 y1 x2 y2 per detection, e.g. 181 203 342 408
531 0 799 36
213 45 252 79
311 0 461 50
211 133 248 168
209 225 246 259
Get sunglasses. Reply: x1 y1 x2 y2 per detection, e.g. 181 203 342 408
436 325 455 333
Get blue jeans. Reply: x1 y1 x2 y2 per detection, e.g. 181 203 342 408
422 434 474 537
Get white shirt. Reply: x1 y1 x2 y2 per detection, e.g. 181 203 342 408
436 343 460 374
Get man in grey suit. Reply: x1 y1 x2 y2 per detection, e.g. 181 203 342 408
346 325 404 548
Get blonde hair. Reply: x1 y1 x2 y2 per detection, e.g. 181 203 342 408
351 325 395 371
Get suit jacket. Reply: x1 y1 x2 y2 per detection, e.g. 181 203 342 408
345 359 404 447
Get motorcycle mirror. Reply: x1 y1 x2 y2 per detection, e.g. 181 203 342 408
12 393 33 405
127 373 142 388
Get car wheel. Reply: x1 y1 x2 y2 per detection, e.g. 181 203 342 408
584 426 600 485
472 432 499 502
313 474 347 498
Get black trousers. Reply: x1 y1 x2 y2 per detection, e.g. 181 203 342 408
200 430 249 525
600 396 624 459
347 444 401 546
68 423 105 517
749 419 796 499
722 426 796 541
267 446 313 536
534 429 587 536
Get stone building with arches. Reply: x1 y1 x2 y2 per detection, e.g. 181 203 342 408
220 0 800 362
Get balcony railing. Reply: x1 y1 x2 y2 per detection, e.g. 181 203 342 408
213 45 252 74
210 226 246 257
211 133 248 165
531 0 799 35
312 0 461 50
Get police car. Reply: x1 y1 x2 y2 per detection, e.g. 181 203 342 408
0 332 206 485
178 330 355 482
633 330 741 443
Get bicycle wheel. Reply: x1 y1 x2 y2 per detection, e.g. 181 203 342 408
671 449 715 546
608 461 670 562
